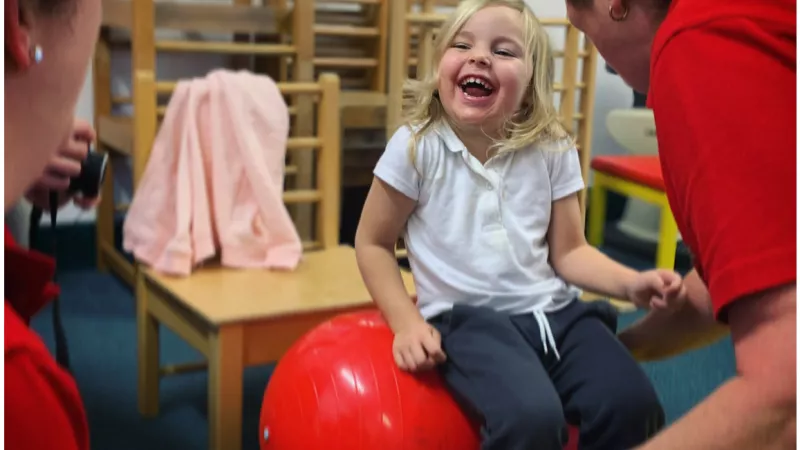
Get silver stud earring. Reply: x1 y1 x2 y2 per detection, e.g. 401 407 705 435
30 45 43 64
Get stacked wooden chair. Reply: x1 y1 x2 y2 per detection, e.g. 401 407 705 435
93 1 414 449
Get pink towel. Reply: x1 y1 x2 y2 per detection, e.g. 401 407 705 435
123 69 302 276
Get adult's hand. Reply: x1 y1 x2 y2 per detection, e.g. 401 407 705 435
25 118 101 211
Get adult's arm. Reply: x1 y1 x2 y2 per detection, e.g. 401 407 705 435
635 14 796 450
637 285 795 449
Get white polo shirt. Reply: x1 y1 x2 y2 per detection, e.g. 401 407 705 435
374 122 585 326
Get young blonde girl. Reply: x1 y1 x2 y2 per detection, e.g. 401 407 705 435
356 1 681 448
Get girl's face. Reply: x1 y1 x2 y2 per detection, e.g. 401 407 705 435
437 6 532 134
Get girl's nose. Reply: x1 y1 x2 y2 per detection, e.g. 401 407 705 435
469 52 491 67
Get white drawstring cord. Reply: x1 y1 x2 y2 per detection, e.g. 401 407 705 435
534 310 560 360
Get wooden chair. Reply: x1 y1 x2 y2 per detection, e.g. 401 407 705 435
94 2 416 450
271 0 392 187
136 76 418 450
94 0 300 286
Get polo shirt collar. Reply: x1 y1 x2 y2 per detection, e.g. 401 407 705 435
433 121 468 153
4 227 59 321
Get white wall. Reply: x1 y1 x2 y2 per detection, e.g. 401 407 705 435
525 0 634 159
54 0 634 225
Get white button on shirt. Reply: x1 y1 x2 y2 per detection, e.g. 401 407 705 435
374 123 585 356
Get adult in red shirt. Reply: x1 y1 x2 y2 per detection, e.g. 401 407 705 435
565 0 795 449
5 0 102 448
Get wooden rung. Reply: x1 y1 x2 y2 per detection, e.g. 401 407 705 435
283 190 321 204
155 41 296 56
101 0 285 34
314 24 381 37
554 82 587 92
160 361 207 376
157 4 282 34
313 57 379 68
405 12 449 25
287 137 322 149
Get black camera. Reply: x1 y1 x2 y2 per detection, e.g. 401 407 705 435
67 147 108 198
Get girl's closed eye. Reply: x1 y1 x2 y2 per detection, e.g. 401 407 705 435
494 48 517 57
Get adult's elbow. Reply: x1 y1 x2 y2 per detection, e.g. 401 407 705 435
767 384 796 448
730 283 797 447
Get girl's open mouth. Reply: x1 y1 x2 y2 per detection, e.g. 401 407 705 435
458 75 495 98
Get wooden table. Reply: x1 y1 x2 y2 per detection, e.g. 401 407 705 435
137 245 416 450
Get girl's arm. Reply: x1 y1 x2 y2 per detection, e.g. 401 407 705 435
546 192 639 300
618 269 729 360
355 177 423 333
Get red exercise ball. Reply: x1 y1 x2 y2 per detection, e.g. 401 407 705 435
259 309 481 450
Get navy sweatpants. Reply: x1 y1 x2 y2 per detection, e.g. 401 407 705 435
428 299 664 450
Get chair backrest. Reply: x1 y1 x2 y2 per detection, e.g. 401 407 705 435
98 0 342 251
386 0 599 212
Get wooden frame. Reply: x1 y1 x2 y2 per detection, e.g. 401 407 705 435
94 0 315 286
269 0 393 186
92 2 416 449
134 74 417 450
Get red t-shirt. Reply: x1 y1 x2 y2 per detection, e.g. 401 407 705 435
648 0 796 320
5 227 90 450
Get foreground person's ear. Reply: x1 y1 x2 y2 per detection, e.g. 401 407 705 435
5 0 42 73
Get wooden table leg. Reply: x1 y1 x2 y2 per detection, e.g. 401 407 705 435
138 269 160 417
208 324 244 450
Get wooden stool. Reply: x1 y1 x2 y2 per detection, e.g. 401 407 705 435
587 155 679 269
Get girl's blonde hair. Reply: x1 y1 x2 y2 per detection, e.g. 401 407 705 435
403 0 571 161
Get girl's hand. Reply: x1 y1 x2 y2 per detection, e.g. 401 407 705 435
626 269 688 311
392 320 447 372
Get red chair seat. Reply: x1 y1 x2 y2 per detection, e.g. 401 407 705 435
591 155 665 192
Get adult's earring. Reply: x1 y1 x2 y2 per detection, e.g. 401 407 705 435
30 44 43 64
608 3 629 22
